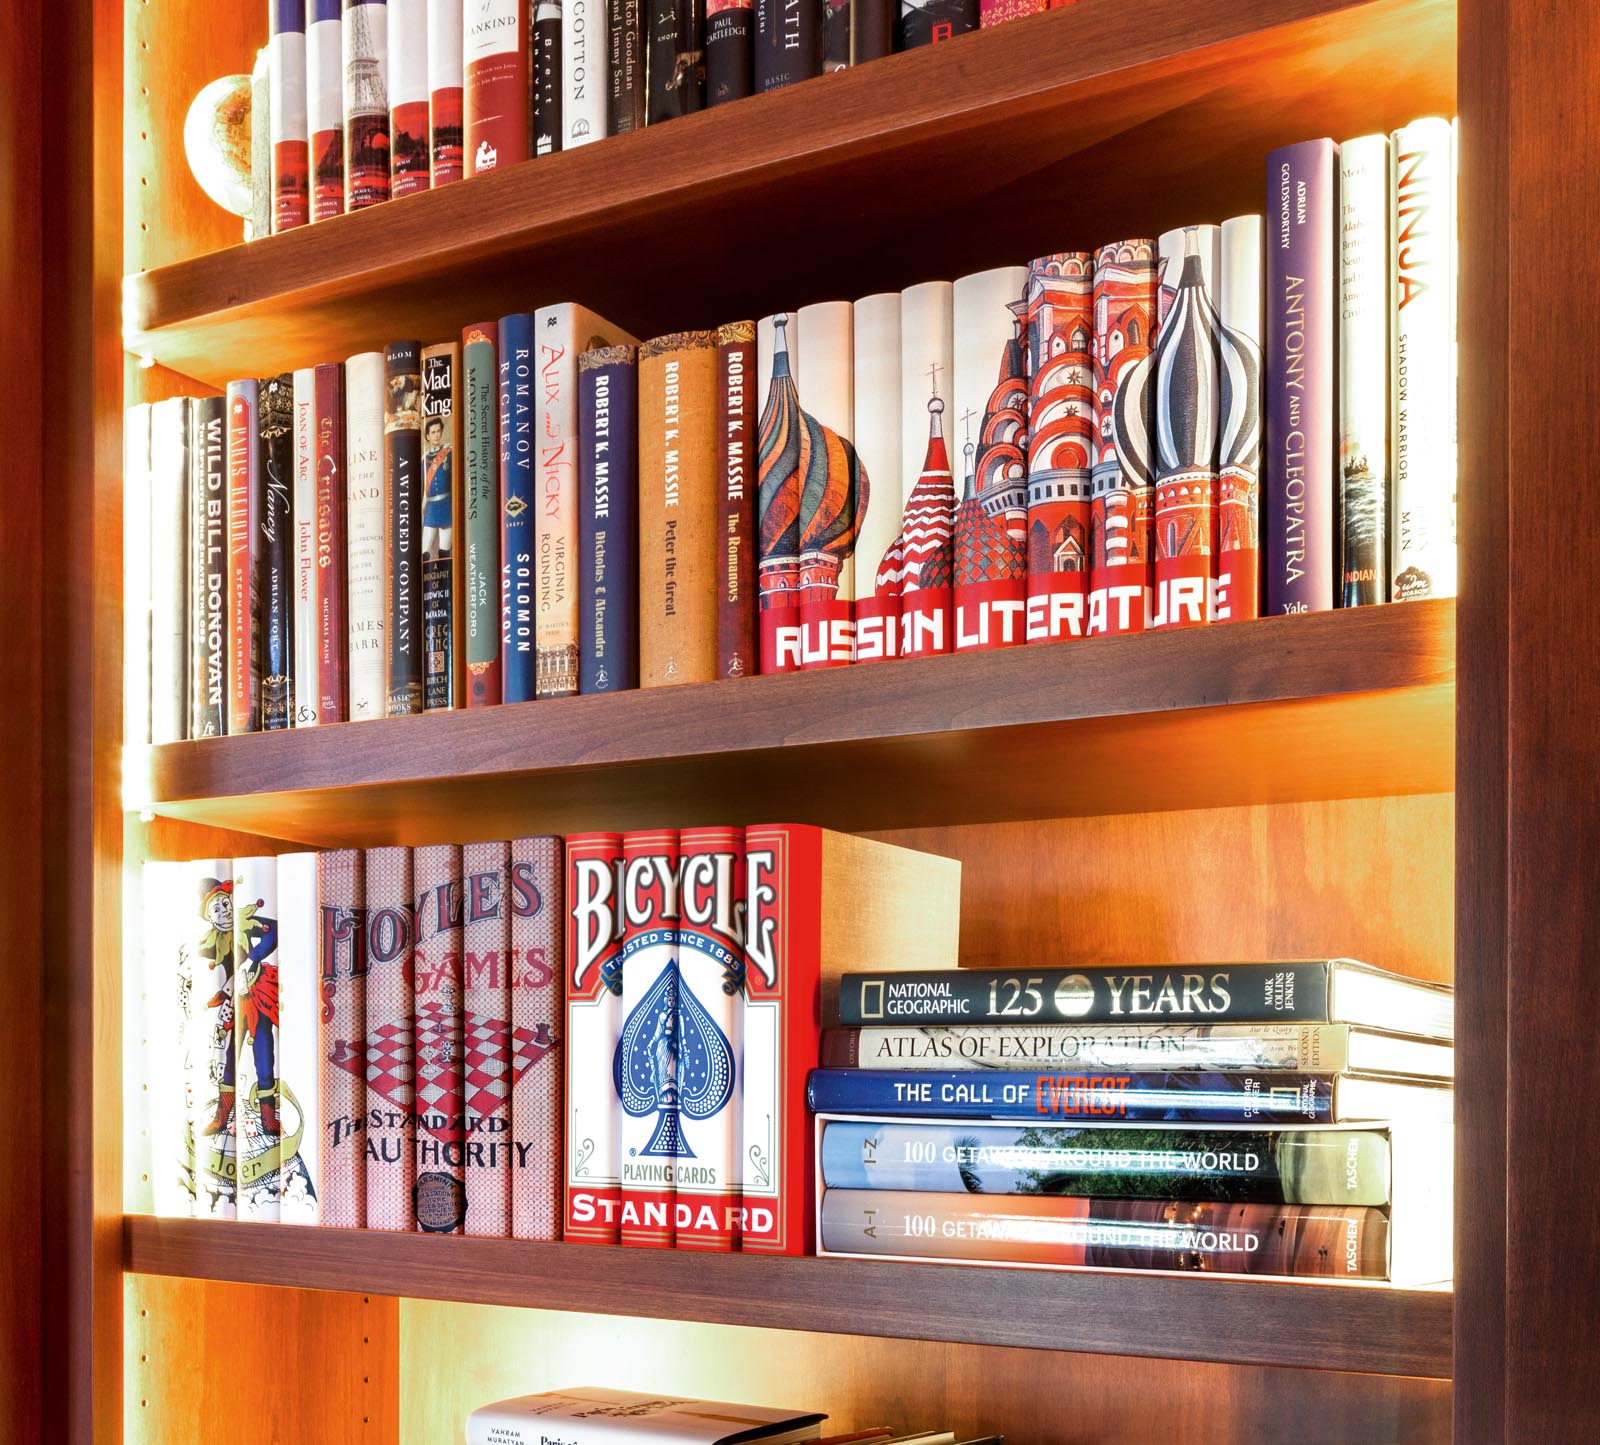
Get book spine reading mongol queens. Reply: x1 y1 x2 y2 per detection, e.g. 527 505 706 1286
754 0 818 91
647 0 704 123
149 395 189 744
388 0 431 196
317 848 366 1228
364 845 416 1229
342 0 392 209
270 0 310 232
462 324 502 706
533 0 562 156
952 265 1030 652
498 312 537 701
421 341 462 710
462 840 511 1235
1265 137 1336 615
189 395 227 739
465 0 528 174
579 345 640 693
314 362 347 722
307 1 346 220
293 368 322 725
715 321 757 677
427 0 464 184
896 0 976 49
510 836 564 1240
1215 213 1263 622
188 859 237 1219
385 341 425 715
278 851 323 1222
226 380 261 732
756 313 801 673
565 832 625 1243
896 280 956 658
705 0 752 106
563 0 607 143
413 844 466 1232
345 351 388 718
258 375 296 730
233 855 283 1220
124 404 151 748
850 292 902 663
607 0 645 133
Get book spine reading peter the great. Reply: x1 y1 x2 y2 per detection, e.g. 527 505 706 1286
385 342 425 715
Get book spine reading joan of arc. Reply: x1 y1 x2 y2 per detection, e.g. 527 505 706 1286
292 369 321 725
307 1 346 220
1215 214 1263 622
465 0 528 174
462 840 512 1235
233 855 283 1220
343 0 392 209
498 313 537 701
345 351 388 718
608 0 645 133
388 0 431 196
364 845 416 1229
462 323 502 705
896 281 957 658
413 843 466 1232
705 0 752 106
532 1 562 156
317 848 366 1228
385 342 424 715
421 342 461 710
258 375 296 730
277 851 323 1222
756 313 802 673
850 292 902 663
149 395 190 744
579 345 640 693
754 0 818 92
189 395 228 739
188 859 237 1219
715 321 757 677
564 0 607 143
510 836 564 1240
647 0 703 123
427 0 464 184
270 0 310 231
226 381 261 732
314 362 347 722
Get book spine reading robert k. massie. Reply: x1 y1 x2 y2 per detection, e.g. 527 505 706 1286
385 342 424 714
1216 214 1264 621
427 0 464 184
498 313 536 701
755 0 818 91
462 840 511 1235
579 344 640 693
388 0 431 195
343 0 392 209
364 845 415 1228
462 323 502 705
278 852 322 1221
756 313 801 672
293 369 322 725
565 831 625 1243
314 362 347 721
897 281 957 658
226 380 261 732
510 835 564 1239
715 322 757 677
565 0 607 142
259 375 296 729
850 292 902 663
270 0 310 231
317 847 366 1227
307 1 345 220
647 0 703 123
234 855 283 1219
189 395 228 738
706 0 753 105
413 844 466 1232
345 351 388 717
188 860 237 1218
421 342 462 710
533 1 562 156
149 396 189 744
465 0 528 174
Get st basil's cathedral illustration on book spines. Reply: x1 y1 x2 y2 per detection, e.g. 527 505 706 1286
877 387 957 601
1091 239 1159 576
953 309 1031 591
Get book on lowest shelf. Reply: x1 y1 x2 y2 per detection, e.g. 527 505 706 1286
468 1387 828 1444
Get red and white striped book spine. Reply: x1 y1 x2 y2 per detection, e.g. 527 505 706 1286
413 843 466 1231
278 851 323 1222
388 0 431 196
850 292 902 663
363 845 415 1229
428 0 465 184
234 855 283 1220
462 841 512 1235
510 835 564 1239
307 1 346 220
226 380 262 732
270 1 310 231
756 313 802 674
1217 214 1264 621
897 280 956 658
315 362 348 721
317 848 366 1228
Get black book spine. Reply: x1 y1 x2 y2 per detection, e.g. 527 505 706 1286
385 342 424 717
895 0 976 51
820 0 849 70
754 0 819 91
191 396 229 738
647 0 705 122
578 346 640 693
533 0 563 154
851 0 893 63
705 0 753 104
608 0 646 132
258 374 296 731
421 346 458 712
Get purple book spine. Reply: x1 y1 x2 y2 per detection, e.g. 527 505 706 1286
1265 139 1336 615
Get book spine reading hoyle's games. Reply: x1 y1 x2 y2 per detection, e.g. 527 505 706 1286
705 0 752 106
314 362 347 722
317 848 366 1227
343 0 391 209
189 395 228 739
188 860 237 1219
270 0 310 232
532 1 562 156
292 368 321 725
307 1 345 220
465 0 528 174
345 351 388 718
755 0 818 91
647 0 703 123
234 856 283 1219
413 844 466 1232
715 322 757 677
364 845 415 1229
498 313 537 702
385 342 424 715
1215 214 1263 621
150 395 190 744
757 313 801 672
462 323 502 705
226 380 261 732
462 841 512 1235
388 0 431 196
850 292 902 663
258 375 296 730
421 342 461 710
427 0 464 184
579 345 640 693
608 0 645 133
563 0 606 143
124 404 152 747
277 852 323 1222
510 836 564 1239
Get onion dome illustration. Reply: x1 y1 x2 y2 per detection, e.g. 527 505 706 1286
1154 228 1222 484
974 314 1031 529
873 533 905 598
1218 310 1263 483
898 394 957 592
1110 349 1155 499
757 315 802 607
796 367 870 602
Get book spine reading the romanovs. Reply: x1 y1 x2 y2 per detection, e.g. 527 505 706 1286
510 836 564 1239
307 1 346 220
233 856 284 1219
388 0 431 195
427 0 464 184
226 380 261 732
462 324 503 706
715 322 757 677
345 351 388 718
270 0 310 231
579 345 640 693
364 845 416 1229
278 852 324 1221
462 841 511 1235
189 395 228 738
258 375 297 729
413 844 467 1231
465 0 528 174
385 342 425 715
342 0 391 209
150 395 190 744
850 292 902 663
314 362 347 721
421 342 462 710
187 860 238 1219
317 848 367 1227
498 313 537 701
293 368 322 725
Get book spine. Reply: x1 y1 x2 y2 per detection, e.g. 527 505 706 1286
498 314 537 701
226 381 261 733
897 281 957 658
144 864 193 1215
188 860 237 1219
1022 252 1093 643
270 0 311 232
251 46 272 239
757 313 801 672
463 325 504 706
345 352 389 717
1265 137 1336 614
705 0 752 106
533 306 581 697
850 292 902 662
754 0 818 90
852 0 892 61
314 363 348 722
385 341 424 715
124 403 152 747
640 330 718 686
607 0 646 132
819 1119 1392 1205
364 845 415 1229
343 0 392 209
821 0 848 69
532 1 562 155
564 0 608 142
564 831 625 1243
150 396 190 744
647 0 704 122
278 852 322 1222
388 0 432 195
1216 214 1264 621
308 1 346 220
715 322 757 677
234 855 283 1219
1151 224 1221 631
462 840 512 1235
413 844 466 1231
1390 116 1456 601
259 376 296 730
191 396 228 738
819 1190 1388 1278
465 0 529 174
579 345 640 693
1088 240 1156 636
979 0 1047 21
427 0 465 184
510 835 564 1239
317 848 367 1228
293 368 321 725
896 0 975 49
422 342 462 710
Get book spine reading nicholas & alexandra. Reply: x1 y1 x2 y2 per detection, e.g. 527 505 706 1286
462 323 502 705
258 375 296 730
413 843 466 1231
579 344 640 693
385 342 425 715
421 341 461 710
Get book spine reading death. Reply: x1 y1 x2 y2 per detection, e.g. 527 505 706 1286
233 856 283 1219
850 292 902 662
465 0 528 174
314 362 347 722
226 380 261 732
427 0 465 184
317 848 366 1227
608 0 645 133
462 840 511 1235
345 351 388 718
510 836 564 1239
462 323 503 705
271 0 310 232
150 396 189 744
579 345 640 693
498 313 536 702
364 845 416 1229
343 0 392 209
533 1 562 156
307 1 345 220
388 0 431 196
896 281 956 658
259 375 296 730
293 368 321 725
188 859 237 1219
385 342 425 715
647 0 703 124
278 851 322 1222
705 0 752 106
190 396 227 739
1216 214 1263 621
421 342 461 710
413 844 466 1232
715 321 757 677
755 0 818 91
564 0 606 143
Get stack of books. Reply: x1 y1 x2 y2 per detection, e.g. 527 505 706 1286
809 959 1453 1284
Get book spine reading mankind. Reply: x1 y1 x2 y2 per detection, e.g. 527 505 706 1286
421 342 461 710
462 323 503 705
498 313 537 701
317 848 366 1227
364 845 415 1229
343 0 392 209
462 840 511 1235
384 342 424 715
388 0 431 196
465 0 528 174
345 351 388 718
226 381 261 732
308 1 346 220
427 0 465 184
259 376 296 730
270 0 311 231
579 346 640 693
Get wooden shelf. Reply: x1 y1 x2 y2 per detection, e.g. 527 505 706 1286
122 0 1456 387
123 1216 1452 1378
128 601 1455 845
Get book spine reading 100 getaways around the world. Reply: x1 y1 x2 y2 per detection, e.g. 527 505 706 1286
126 117 1457 741
129 825 1455 1285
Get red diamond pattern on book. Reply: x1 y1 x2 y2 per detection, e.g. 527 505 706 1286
462 1011 512 1119
414 998 463 1140
364 1017 415 1112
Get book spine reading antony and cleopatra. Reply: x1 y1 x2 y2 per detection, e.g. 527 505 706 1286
462 324 502 705
343 0 392 209
259 375 296 730
705 0 752 106
510 836 564 1240
388 0 431 196
608 0 645 133
564 0 606 143
1265 138 1336 615
647 0 703 123
278 851 322 1222
364 845 415 1229
149 395 189 744
317 848 366 1227
233 856 283 1220
346 352 388 718
819 1192 1389 1278
897 0 976 50
428 0 465 184
465 0 528 175
754 0 818 92
756 313 801 673
897 281 957 658
462 840 511 1235
314 362 347 722
850 292 902 663
1215 214 1263 622
124 404 151 748
565 832 625 1243
189 396 227 739
188 859 237 1219
293 369 322 725
307 1 345 220
715 322 757 677
270 1 310 232
413 844 466 1232
385 342 424 715
579 345 640 693
532 1 562 156
640 331 718 687
226 382 262 732
421 342 462 710
498 313 537 702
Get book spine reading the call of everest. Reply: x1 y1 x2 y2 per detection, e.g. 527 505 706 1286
124 404 152 747
465 0 528 174
608 0 645 132
421 342 462 710
314 363 347 722
462 323 503 705
189 395 228 739
754 0 818 92
150 396 190 744
413 844 466 1232
317 848 366 1227
364 845 416 1229
579 345 640 693
292 369 321 725
278 851 322 1223
716 322 757 677
647 0 703 123
226 381 262 732
307 1 345 220
705 0 752 106
563 0 606 143
462 840 512 1235
897 0 977 51
794 301 858 669
427 0 464 183
270 0 310 231
345 351 389 718
850 292 902 662
385 342 425 715
533 0 562 156
388 0 431 195
343 0 391 209
510 836 564 1240
498 312 537 701
258 376 297 729
234 855 283 1220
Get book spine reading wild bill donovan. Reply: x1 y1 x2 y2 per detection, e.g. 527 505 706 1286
364 845 415 1229
510 836 564 1240
421 342 461 710
850 292 902 663
754 0 818 91
385 342 424 715
259 375 296 730
532 1 562 156
647 0 703 123
314 362 347 722
608 0 645 133
149 395 189 744
388 0 431 196
579 345 640 693
757 313 800 672
270 0 310 232
307 1 345 221
1265 137 1336 615
465 0 528 174
897 0 977 50
1215 213 1263 622
413 843 466 1232
293 368 321 725
819 1191 1388 1278
462 840 511 1235
462 324 503 705
233 855 282 1219
499 313 536 702
564 0 606 144
565 832 625 1243
124 403 151 748
343 0 392 209
189 858 237 1219
705 0 752 106
190 395 228 738
317 847 366 1228
278 851 323 1222
716 322 756 677
345 351 388 718
227 380 261 732
427 0 464 184
897 281 956 658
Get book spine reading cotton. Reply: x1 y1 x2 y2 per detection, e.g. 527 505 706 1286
318 848 367 1227
510 836 564 1239
462 841 512 1235
413 844 466 1231
564 0 608 140
850 291 903 663
364 845 416 1228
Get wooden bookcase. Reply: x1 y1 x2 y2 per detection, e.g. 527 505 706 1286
10 0 1599 1438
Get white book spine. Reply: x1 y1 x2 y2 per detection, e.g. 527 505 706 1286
307 8 344 146
149 397 190 744
293 369 320 725
428 0 464 96
1216 214 1263 622
851 293 902 663
389 0 429 104
562 0 605 148
235 856 283 1220
123 404 152 749
345 351 388 718
187 859 238 1219
143 863 193 1217
277 851 322 1222
269 27 309 150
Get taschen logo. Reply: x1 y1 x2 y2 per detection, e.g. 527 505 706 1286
475 139 497 171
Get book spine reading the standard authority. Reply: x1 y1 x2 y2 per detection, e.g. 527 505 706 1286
413 843 466 1232
462 323 503 705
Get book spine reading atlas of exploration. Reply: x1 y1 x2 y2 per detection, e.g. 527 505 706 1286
278 851 322 1222
149 395 189 745
385 341 425 715
189 395 227 739
462 840 512 1236
498 312 536 702
1216 213 1264 622
564 0 606 144
755 0 818 91
465 0 528 174
896 280 956 659
233 856 282 1220
757 312 802 673
343 0 392 209
388 0 431 196
462 323 502 705
364 845 416 1229
715 321 757 678
421 341 462 710
427 0 465 184
510 835 564 1240
413 843 466 1232
270 0 310 231
579 345 640 693
345 351 389 719
226 380 261 733
646 0 703 124
314 362 347 722
533 0 562 156
188 859 237 1219
317 847 366 1228
292 369 321 726
258 375 296 730
307 0 345 221
608 0 645 133
850 291 902 663
124 404 151 748
705 0 752 106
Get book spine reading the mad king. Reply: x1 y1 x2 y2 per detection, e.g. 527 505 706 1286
346 351 388 718
756 313 801 672
897 0 976 49
385 342 424 715
705 0 752 106
271 1 310 232
150 395 190 744
226 381 261 733
608 0 645 133
565 832 625 1243
388 0 431 196
314 362 347 722
754 0 818 92
259 375 297 730
465 0 528 174
427 0 464 184
462 324 503 705
647 0 703 123
1215 214 1264 621
189 396 228 739
715 322 757 677
462 841 512 1235
278 852 323 1222
579 345 640 693
533 1 562 156
1265 138 1336 615
124 404 151 748
413 844 466 1232
188 861 237 1219
343 0 392 209
293 369 322 725
308 1 346 220
564 0 606 143
850 292 902 663
318 848 367 1227
364 845 415 1229
498 313 537 701
896 281 957 658
510 836 564 1239
234 855 283 1220
422 342 462 710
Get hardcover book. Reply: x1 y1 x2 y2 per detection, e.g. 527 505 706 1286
1216 214 1264 621
498 313 537 702
897 0 976 48
579 345 640 693
465 0 529 174
258 375 296 730
278 851 323 1222
387 0 431 195
896 280 956 658
317 847 367 1227
308 1 346 219
233 856 283 1219
342 0 392 208
467 1388 826 1445
226 381 262 733
757 312 802 672
853 0 893 59
413 844 466 1231
189 395 228 739
754 0 819 91
462 840 512 1235
647 0 704 122
188 860 238 1219
706 0 753 105
384 341 425 715
462 323 502 705
564 0 607 141
608 0 646 132
345 351 389 718
822 0 849 70
149 395 190 744
850 292 902 663
314 362 347 722
533 0 563 155
292 368 322 725
715 321 757 678
124 404 152 746
427 0 465 183
421 342 462 710
364 844 416 1229
143 864 193 1216
510 835 564 1239
270 0 311 231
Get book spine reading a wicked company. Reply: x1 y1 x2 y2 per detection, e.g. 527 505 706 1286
189 396 228 739
293 369 321 726
233 855 283 1220
388 0 431 196
314 362 347 722
422 342 462 710
1265 138 1336 615
343 0 392 209
345 352 388 718
413 844 466 1232
897 0 976 50
462 324 502 705
498 313 536 702
187 860 237 1219
428 0 465 184
564 0 606 143
124 404 151 748
565 832 625 1243
532 1 562 156
149 396 190 745
579 345 640 693
270 1 310 232
715 322 756 677
640 331 718 687
364 845 415 1229
462 840 511 1235
705 0 752 106
226 381 261 733
510 836 564 1240
647 0 703 123
754 0 818 92
465 0 528 175
317 848 366 1228
1215 214 1264 622
277 852 322 1222
756 313 801 673
308 1 345 220
259 375 297 730
850 292 902 663
897 281 957 658
608 0 645 132
385 342 425 715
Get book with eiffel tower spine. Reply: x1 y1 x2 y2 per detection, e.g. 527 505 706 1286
510 835 564 1239
896 281 956 658
342 0 392 209
317 848 367 1228
850 292 902 663
413 844 466 1232
462 841 512 1235
278 851 323 1222
187 860 238 1219
364 844 416 1229
234 855 284 1220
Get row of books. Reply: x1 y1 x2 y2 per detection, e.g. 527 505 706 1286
253 0 1070 237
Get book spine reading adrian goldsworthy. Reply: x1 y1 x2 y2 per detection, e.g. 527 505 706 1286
510 836 564 1240
427 0 465 184
226 380 261 732
421 342 462 710
498 313 537 702
293 368 322 725
462 840 512 1235
413 844 466 1232
465 0 528 174
364 845 416 1229
343 0 392 209
385 342 425 715
388 0 431 196
579 345 640 693
317 847 366 1227
270 0 310 232
189 395 227 739
314 362 347 722
258 375 296 730
462 323 502 705
715 321 757 677
850 292 902 663
307 1 345 220
345 351 388 718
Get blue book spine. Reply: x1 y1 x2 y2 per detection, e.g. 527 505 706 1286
498 314 536 702
578 346 639 693
805 1069 1333 1124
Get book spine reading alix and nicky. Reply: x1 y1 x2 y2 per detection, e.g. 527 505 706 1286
579 345 640 693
